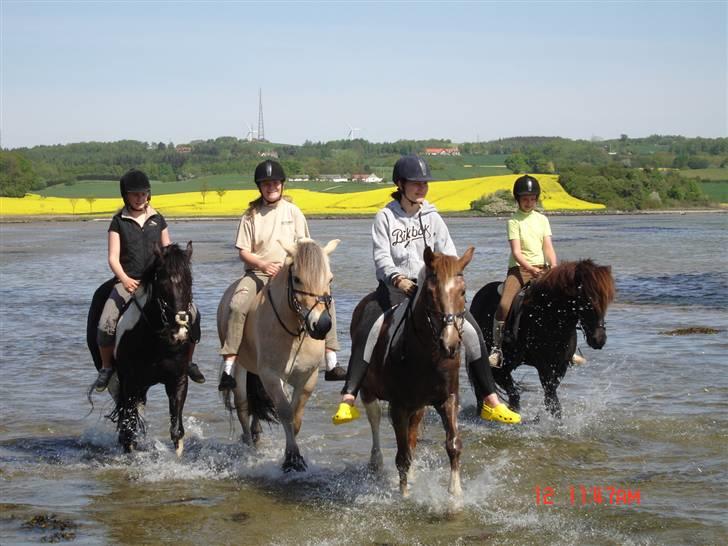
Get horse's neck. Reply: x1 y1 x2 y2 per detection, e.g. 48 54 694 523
530 287 578 330
268 266 296 320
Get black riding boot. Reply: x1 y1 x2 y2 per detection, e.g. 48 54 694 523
464 312 497 399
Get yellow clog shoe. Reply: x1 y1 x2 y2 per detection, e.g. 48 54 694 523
332 402 360 425
481 403 521 424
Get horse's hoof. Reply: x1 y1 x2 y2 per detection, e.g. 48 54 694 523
282 454 307 473
175 438 184 458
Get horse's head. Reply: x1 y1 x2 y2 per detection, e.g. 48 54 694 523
574 260 615 350
280 238 339 340
152 242 194 345
421 245 475 359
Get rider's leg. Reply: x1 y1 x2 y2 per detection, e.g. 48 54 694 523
324 299 346 381
219 275 263 391
332 290 394 424
463 313 521 424
94 283 130 392
490 268 524 367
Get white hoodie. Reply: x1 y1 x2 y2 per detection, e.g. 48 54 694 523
372 199 456 285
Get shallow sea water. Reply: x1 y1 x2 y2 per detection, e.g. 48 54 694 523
1 213 726 545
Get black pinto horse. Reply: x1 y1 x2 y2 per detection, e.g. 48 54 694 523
470 260 615 418
358 246 474 498
87 242 198 455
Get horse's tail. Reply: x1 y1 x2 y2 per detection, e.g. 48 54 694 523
246 372 279 424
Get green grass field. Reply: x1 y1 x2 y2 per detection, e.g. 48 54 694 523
37 175 389 198
37 155 512 199
678 168 728 181
698 181 728 202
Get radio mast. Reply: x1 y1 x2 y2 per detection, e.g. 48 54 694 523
257 88 265 142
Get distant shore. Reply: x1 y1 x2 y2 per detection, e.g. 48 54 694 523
1 207 725 224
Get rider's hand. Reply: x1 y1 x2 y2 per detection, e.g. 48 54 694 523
395 276 416 296
530 267 543 278
262 261 282 277
122 276 139 294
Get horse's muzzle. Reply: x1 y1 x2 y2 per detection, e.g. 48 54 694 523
586 327 607 349
307 309 332 340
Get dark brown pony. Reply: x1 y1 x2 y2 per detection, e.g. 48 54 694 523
470 259 615 418
356 246 474 498
87 243 197 454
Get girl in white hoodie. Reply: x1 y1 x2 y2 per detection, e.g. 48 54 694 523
332 155 521 425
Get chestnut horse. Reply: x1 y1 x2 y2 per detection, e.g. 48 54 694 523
356 246 474 497
470 259 615 417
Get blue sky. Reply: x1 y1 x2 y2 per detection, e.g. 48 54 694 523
1 1 726 149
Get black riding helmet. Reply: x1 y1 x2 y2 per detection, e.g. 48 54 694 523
513 174 541 200
392 155 433 184
120 169 152 202
254 160 286 186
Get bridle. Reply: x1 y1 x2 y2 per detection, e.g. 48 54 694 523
421 271 466 342
269 266 332 337
575 285 606 338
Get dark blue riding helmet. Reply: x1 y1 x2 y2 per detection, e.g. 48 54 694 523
393 155 433 184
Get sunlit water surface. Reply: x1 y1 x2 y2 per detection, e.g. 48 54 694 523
1 214 726 545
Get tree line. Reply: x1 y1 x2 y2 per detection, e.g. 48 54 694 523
2 135 726 208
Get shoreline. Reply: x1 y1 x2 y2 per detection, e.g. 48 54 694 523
1 207 726 223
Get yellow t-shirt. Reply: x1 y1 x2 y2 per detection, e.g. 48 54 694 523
235 199 310 273
507 209 552 268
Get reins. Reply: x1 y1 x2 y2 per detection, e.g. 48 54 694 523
267 265 332 338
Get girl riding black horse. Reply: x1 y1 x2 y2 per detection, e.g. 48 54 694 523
87 242 200 454
470 259 615 417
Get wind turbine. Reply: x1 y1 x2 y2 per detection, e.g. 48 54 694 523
245 123 258 142
347 124 361 140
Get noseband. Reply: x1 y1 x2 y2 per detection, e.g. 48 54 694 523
269 266 332 337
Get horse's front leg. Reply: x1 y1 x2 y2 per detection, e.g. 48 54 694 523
260 373 306 472
291 368 318 436
117 379 141 453
363 396 383 473
390 404 414 497
538 363 565 418
436 393 462 499
166 373 189 457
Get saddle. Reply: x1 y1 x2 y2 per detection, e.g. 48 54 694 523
502 282 532 349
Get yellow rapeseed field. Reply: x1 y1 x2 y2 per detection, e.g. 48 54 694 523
0 174 604 218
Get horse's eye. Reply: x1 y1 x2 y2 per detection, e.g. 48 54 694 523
293 276 301 284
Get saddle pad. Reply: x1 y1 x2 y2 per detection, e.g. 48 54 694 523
363 300 408 364
114 284 150 358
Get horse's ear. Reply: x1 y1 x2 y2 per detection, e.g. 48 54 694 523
278 239 297 257
322 239 340 255
186 241 193 259
459 246 475 270
424 246 435 268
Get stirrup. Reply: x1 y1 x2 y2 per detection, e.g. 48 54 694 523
488 348 503 368
332 402 360 425
481 403 521 424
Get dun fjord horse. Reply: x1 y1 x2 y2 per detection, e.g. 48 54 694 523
356 246 474 498
470 259 615 418
87 243 198 455
217 238 339 472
